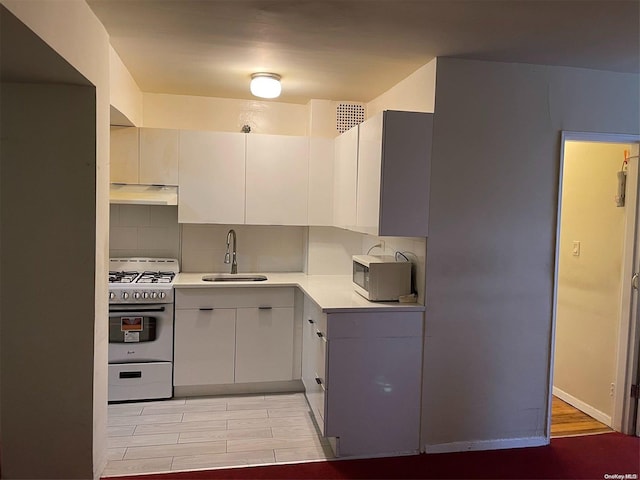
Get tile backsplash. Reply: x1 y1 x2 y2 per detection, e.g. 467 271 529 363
108 208 425 304
307 226 426 304
180 224 306 273
110 204 180 259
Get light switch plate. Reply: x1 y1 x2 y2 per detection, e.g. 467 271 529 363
572 241 581 256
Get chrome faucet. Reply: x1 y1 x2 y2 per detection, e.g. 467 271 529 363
224 229 238 274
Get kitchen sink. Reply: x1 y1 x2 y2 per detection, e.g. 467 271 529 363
202 274 268 282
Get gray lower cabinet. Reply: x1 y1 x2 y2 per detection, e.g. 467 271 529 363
302 296 424 457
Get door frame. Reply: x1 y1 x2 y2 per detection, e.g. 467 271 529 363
548 131 640 439
614 142 640 434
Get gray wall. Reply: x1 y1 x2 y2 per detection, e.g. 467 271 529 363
1 83 97 477
422 58 639 450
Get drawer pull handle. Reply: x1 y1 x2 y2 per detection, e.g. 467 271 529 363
308 318 315 324
316 331 324 338
119 371 142 379
258 306 273 310
315 377 322 385
199 308 214 311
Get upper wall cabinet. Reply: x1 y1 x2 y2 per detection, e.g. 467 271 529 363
110 126 139 184
110 127 179 186
139 128 179 186
308 137 334 226
178 131 246 224
245 134 309 225
333 125 359 231
356 111 433 237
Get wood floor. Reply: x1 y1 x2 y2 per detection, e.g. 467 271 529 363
551 396 613 437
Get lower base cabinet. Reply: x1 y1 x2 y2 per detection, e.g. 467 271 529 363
174 288 295 388
173 308 236 386
235 306 294 383
302 296 423 457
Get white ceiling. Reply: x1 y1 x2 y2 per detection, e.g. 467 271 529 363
87 0 639 105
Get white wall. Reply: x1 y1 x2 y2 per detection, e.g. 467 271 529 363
142 92 309 135
0 1 111 477
554 141 630 423
423 58 639 452
367 59 437 117
110 45 143 126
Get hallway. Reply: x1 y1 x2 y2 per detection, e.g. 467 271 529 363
551 396 613 438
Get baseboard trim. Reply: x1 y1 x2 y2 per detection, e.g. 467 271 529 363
424 436 548 454
552 386 612 427
174 380 304 398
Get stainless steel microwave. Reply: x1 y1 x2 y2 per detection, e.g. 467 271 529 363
352 255 412 302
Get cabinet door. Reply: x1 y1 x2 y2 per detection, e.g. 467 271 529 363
356 113 383 235
178 130 245 224
245 134 309 225
378 111 432 237
333 125 358 230
173 308 236 386
235 307 294 383
308 137 334 226
139 128 179 186
110 126 139 184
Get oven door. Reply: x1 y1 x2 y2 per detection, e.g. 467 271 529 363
109 304 173 363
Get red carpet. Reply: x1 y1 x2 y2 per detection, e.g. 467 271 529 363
104 433 640 480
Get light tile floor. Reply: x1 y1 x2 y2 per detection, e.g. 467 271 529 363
103 393 334 477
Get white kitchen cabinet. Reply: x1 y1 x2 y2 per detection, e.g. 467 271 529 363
173 308 236 386
356 110 433 237
302 297 327 435
174 287 296 389
245 134 309 225
110 126 139 184
308 137 334 226
139 128 179 186
302 295 423 457
235 306 294 383
178 130 246 224
333 125 358 230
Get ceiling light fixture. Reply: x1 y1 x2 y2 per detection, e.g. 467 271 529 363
250 73 282 99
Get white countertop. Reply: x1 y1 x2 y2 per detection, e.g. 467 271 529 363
174 272 425 313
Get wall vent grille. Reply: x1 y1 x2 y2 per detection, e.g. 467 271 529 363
336 103 365 133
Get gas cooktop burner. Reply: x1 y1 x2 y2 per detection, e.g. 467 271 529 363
137 271 176 284
109 271 140 283
109 258 179 304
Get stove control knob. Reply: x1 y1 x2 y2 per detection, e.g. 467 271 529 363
122 292 129 300
142 292 150 299
159 292 167 299
133 292 141 300
151 292 158 299
109 292 115 300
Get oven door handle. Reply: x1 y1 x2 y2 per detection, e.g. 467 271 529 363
109 306 166 314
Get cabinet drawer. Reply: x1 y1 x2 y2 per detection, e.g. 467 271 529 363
303 297 327 336
108 362 172 402
326 311 422 339
176 287 294 309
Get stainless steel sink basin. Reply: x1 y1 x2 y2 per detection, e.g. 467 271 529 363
202 274 268 282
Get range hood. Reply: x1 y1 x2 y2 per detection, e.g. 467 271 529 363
109 184 178 206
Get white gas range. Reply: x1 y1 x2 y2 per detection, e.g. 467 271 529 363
108 258 179 402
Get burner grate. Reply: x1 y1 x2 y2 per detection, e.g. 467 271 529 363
109 271 140 283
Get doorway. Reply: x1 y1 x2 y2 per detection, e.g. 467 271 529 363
550 133 640 439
